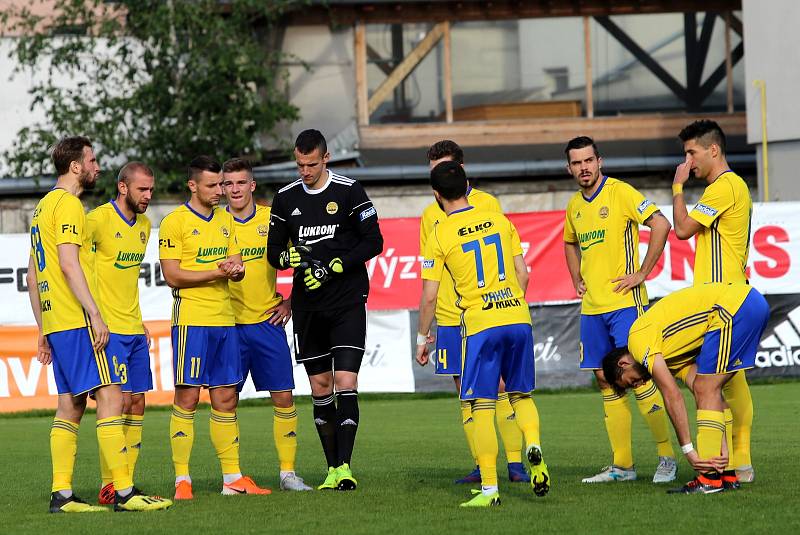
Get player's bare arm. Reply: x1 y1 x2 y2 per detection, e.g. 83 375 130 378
160 258 230 288
513 254 529 293
612 212 670 293
57 242 109 351
563 241 586 297
265 295 292 326
672 155 704 239
415 279 439 366
25 255 51 364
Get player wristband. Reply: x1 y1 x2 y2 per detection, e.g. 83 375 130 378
680 442 695 455
416 333 429 345
672 183 684 196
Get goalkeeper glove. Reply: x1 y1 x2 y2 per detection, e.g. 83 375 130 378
278 245 313 269
303 257 343 290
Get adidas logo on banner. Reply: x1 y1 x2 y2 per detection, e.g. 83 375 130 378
756 304 800 368
291 208 301 216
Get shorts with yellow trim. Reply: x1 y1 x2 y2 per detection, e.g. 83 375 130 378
579 306 641 370
697 288 769 375
434 325 462 376
48 327 121 395
106 333 153 394
172 325 242 388
460 323 535 400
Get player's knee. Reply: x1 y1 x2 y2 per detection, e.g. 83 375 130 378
209 386 238 412
594 369 611 390
174 386 201 411
94 384 124 414
130 394 146 415
334 371 358 391
56 393 87 422
271 390 293 408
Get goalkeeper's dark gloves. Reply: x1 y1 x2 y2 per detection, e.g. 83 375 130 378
303 257 343 291
278 244 313 269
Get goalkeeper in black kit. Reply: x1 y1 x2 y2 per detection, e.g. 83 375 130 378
267 129 384 490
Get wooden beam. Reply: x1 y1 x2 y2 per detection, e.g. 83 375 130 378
583 16 593 118
442 21 453 123
367 23 446 116
354 21 369 126
366 43 393 76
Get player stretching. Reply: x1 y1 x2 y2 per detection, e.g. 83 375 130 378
267 129 383 490
562 136 677 484
417 161 549 507
418 140 528 484
27 137 170 512
222 157 312 491
671 119 756 483
602 283 769 493
83 162 157 503
160 156 269 499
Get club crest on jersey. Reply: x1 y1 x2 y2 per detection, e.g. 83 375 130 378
139 231 147 243
257 224 268 237
221 226 230 238
599 206 609 219
326 201 338 215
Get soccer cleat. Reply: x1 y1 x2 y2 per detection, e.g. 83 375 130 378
582 465 637 483
652 456 678 483
722 470 741 491
508 462 531 483
454 467 482 484
280 473 313 491
99 483 116 505
114 489 172 511
736 465 755 483
221 476 272 495
666 474 724 495
318 467 338 490
335 463 357 491
526 444 550 497
460 489 501 508
174 480 193 500
49 492 108 513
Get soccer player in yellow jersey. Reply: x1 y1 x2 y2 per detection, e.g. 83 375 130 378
26 136 170 513
83 162 155 504
602 283 769 494
417 161 549 507
562 136 677 484
671 120 756 483
221 157 312 492
159 156 269 499
418 140 527 485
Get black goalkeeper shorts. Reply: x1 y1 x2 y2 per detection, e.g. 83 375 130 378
292 304 366 375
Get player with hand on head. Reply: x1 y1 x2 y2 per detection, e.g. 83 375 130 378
418 161 549 507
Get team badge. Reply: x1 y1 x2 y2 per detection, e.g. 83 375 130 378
326 202 338 215
221 226 230 238
599 206 609 219
257 224 268 237
139 231 147 244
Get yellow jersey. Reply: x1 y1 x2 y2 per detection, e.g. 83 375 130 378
82 201 150 335
227 204 281 324
627 283 751 374
158 203 240 327
420 187 502 326
688 171 751 284
29 189 88 335
422 206 529 336
563 177 659 315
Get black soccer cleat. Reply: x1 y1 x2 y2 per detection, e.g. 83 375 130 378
49 492 108 513
667 475 724 495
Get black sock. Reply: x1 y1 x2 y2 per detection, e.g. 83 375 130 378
336 389 359 466
312 393 338 468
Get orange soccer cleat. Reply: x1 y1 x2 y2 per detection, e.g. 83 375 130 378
221 476 272 496
174 480 193 500
99 483 116 505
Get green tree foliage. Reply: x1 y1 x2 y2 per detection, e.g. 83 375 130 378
1 0 300 196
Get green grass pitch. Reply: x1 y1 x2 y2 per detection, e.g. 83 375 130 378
1 382 798 533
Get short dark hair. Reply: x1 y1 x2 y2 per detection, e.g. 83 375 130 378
427 140 464 165
430 161 468 201
188 155 221 181
52 136 93 176
678 119 727 155
564 136 599 161
118 161 154 185
295 129 327 156
222 157 253 176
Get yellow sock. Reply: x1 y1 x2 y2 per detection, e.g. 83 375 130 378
633 381 674 458
210 409 240 475
273 404 298 472
51 418 79 492
496 393 522 463
601 388 633 468
99 439 113 487
460 400 478 465
170 405 195 477
696 409 726 460
723 408 734 470
123 414 144 479
471 399 498 487
722 370 753 468
96 416 133 491
508 392 541 447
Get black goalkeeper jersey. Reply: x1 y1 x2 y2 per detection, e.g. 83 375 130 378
267 170 384 311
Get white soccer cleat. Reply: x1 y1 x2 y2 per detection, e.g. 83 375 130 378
582 465 637 483
280 473 313 491
735 465 755 483
652 456 678 483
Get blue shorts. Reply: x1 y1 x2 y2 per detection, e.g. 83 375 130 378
460 324 535 400
171 326 241 388
236 320 295 392
580 306 641 370
106 333 153 394
48 326 122 396
434 325 462 376
697 288 770 375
